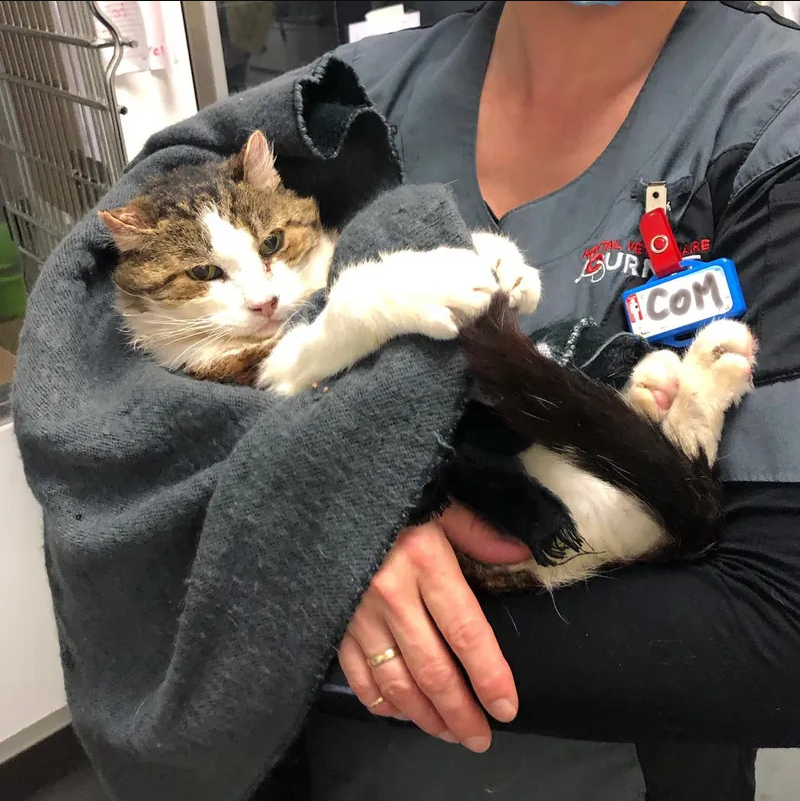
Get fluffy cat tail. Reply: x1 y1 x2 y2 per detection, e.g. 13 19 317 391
458 295 723 561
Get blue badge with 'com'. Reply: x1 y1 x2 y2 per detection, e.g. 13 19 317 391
622 257 747 348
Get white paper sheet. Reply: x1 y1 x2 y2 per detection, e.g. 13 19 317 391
348 4 421 44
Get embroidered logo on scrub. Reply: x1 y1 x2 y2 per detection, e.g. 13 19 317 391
575 238 712 284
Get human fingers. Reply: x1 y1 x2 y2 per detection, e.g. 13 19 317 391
403 521 520 726
346 598 453 741
375 525 496 751
438 500 532 563
338 632 403 719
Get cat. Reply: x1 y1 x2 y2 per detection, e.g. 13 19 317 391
100 130 540 391
99 130 756 594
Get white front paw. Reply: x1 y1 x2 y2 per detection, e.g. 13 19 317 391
471 231 541 314
625 349 682 421
391 248 499 340
255 337 306 395
683 319 757 406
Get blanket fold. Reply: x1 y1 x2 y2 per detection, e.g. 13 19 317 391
13 55 476 801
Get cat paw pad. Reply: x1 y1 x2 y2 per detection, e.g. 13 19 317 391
689 319 756 364
470 231 541 314
626 349 682 420
684 319 757 404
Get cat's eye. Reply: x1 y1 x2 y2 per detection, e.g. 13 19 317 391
259 230 284 258
187 264 224 281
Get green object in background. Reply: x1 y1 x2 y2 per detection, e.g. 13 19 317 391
0 222 27 321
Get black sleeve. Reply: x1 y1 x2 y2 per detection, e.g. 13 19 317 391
485 481 800 744
483 154 800 744
707 153 800 385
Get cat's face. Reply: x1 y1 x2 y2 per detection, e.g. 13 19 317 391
101 132 333 349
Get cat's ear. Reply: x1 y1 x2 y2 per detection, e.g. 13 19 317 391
99 204 155 252
242 130 280 191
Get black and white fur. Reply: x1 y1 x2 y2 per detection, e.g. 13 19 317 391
453 293 755 591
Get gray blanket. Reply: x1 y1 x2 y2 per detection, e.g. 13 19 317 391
12 56 477 801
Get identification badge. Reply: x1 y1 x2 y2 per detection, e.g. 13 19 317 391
622 258 746 347
624 182 747 347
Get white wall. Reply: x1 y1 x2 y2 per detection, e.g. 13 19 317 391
761 1 800 23
0 421 69 764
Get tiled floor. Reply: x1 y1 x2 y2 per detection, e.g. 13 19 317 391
3 729 799 800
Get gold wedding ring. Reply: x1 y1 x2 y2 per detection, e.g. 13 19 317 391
367 647 398 668
366 695 385 709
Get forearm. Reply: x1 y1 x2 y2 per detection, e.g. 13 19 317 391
322 482 800 744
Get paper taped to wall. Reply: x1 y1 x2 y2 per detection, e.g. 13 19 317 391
95 1 168 74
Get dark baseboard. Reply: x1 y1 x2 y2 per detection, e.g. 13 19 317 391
0 726 95 800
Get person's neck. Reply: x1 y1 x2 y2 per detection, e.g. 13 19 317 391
492 1 687 103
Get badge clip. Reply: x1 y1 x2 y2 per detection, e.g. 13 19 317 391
645 181 669 214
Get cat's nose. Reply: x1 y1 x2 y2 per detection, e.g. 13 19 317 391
250 296 279 318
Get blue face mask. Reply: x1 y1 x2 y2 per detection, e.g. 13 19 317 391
568 1 622 5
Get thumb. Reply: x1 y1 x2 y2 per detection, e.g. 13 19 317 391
437 502 533 565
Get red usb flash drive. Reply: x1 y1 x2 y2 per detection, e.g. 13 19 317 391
639 207 682 278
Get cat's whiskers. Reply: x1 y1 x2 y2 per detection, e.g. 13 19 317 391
137 315 218 332
179 324 253 367
135 328 220 347
168 328 231 371
118 319 214 353
146 328 218 348
123 317 216 331
115 289 219 329
120 309 218 327
274 296 317 334
135 320 220 346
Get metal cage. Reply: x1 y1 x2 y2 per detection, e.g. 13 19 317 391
0 0 128 288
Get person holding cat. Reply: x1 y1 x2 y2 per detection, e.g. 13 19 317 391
324 5 800 799
12 2 800 801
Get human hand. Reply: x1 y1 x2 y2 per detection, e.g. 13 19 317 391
338 503 531 752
